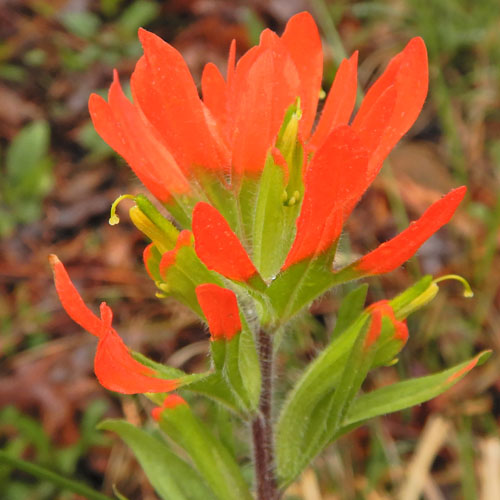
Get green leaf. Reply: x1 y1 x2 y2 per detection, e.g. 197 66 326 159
5 121 51 199
99 419 215 500
281 315 379 487
223 325 261 412
157 403 253 500
275 314 370 484
343 350 491 429
266 253 342 323
118 0 160 35
187 373 243 416
331 283 368 338
131 352 245 414
293 351 492 484
162 245 224 317
237 325 261 410
133 352 243 415
0 450 113 500
60 11 101 38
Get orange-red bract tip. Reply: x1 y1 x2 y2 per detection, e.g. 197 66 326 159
365 308 383 349
283 126 369 269
446 355 481 384
143 243 155 279
133 27 229 172
94 330 179 394
309 51 358 150
192 202 257 282
51 255 179 395
368 300 409 345
356 187 466 275
50 253 103 337
159 230 193 278
89 68 189 202
152 394 188 421
195 283 242 341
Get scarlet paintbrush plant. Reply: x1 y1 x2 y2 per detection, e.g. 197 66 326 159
50 12 489 500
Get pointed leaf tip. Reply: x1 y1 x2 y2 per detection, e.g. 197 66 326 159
152 394 188 421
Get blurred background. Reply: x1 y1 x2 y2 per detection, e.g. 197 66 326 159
1 0 500 498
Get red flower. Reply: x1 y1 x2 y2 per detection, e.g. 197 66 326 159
89 11 465 289
50 255 177 394
283 35 436 269
89 12 322 194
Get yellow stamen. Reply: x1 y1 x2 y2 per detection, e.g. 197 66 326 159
433 274 474 298
109 194 136 225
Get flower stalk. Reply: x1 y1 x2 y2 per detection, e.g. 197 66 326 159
252 330 278 500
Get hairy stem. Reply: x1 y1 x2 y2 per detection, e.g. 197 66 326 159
252 330 278 500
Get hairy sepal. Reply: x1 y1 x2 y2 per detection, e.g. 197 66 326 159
266 252 343 324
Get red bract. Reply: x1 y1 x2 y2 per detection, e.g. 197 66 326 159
355 187 466 275
152 394 188 422
89 12 322 189
192 202 258 282
284 35 433 268
159 230 193 277
195 283 242 341
49 255 178 394
367 300 409 345
89 72 190 202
